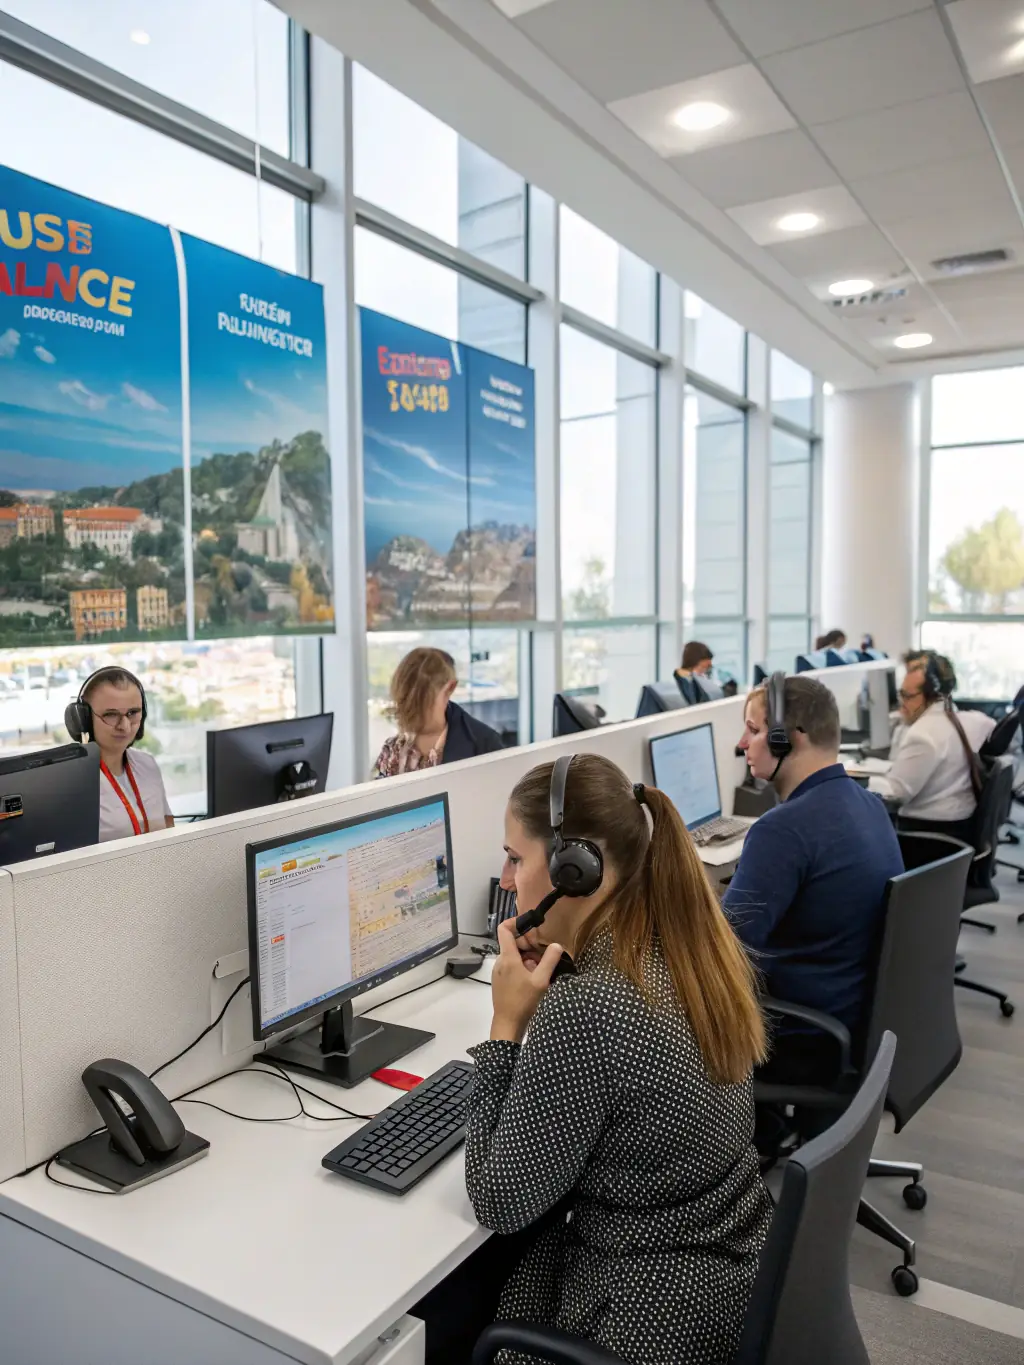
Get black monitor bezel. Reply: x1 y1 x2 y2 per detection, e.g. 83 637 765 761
648 720 723 830
208 712 335 819
246 791 458 1043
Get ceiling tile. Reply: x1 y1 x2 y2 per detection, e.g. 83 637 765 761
728 184 866 246
608 64 795 159
517 0 744 102
945 0 1024 84
976 73 1024 147
766 222 908 278
760 10 965 126
809 91 992 180
491 0 555 15
714 0 931 59
886 202 1024 275
670 128 835 208
850 149 1012 223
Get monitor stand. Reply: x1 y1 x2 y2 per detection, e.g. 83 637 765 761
263 1001 434 1089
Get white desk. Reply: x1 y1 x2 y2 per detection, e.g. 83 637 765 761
0 973 495 1365
697 818 753 877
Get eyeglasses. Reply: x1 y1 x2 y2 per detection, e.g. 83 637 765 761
897 688 924 703
95 708 143 727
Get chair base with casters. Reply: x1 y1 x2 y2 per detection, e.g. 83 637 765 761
955 956 1015 1017
961 914 997 934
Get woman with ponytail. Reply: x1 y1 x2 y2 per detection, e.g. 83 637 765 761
460 752 771 1365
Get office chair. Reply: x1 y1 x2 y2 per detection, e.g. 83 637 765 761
754 838 972 1296
473 1035 895 1365
958 755 1016 954
984 706 1024 897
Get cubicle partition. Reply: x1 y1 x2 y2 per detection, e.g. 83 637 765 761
0 662 890 1180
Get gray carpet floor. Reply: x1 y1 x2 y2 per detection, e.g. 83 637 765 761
853 1286 1024 1364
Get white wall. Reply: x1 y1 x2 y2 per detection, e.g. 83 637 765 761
822 384 919 657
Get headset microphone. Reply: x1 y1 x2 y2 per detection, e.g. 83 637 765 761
513 888 562 937
512 754 603 938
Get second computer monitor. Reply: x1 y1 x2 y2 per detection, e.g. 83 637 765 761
0 743 99 866
207 713 334 817
636 681 689 717
648 722 723 831
247 792 457 1086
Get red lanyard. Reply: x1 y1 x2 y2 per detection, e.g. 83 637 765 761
100 757 150 836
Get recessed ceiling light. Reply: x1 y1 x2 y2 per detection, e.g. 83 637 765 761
130 28 151 45
777 212 819 233
828 277 873 297
823 382 835 396
893 332 933 350
673 101 730 132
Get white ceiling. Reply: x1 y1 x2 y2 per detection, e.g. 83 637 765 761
497 0 1024 364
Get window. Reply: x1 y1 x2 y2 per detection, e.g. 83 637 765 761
354 66 526 277
560 328 657 622
2 0 292 156
559 208 657 345
683 388 746 680
767 428 813 668
355 228 527 363
932 366 1024 447
2 61 298 270
919 621 1022 700
562 625 657 723
684 293 745 394
771 350 813 429
0 638 297 813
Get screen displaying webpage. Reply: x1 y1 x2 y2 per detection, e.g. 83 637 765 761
650 724 721 829
252 798 453 1031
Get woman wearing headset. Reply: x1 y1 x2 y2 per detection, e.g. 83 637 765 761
66 668 175 843
451 753 770 1365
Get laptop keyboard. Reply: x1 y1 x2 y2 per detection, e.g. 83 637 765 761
692 815 748 846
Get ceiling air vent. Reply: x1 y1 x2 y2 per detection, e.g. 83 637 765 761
931 248 1012 275
829 287 907 311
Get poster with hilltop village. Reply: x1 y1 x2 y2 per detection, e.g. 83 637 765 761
0 165 332 647
361 308 535 630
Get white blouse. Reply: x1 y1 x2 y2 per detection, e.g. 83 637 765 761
99 750 174 843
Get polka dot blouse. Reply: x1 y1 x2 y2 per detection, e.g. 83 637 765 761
465 932 772 1365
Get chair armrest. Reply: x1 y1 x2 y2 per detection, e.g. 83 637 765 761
473 1324 626 1365
760 996 854 1074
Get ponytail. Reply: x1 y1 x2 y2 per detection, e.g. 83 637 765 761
944 698 984 798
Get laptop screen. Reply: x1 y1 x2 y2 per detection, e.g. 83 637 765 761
649 722 722 831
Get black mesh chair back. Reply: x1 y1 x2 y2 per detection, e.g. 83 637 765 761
969 756 1015 900
864 835 972 1130
980 707 1022 761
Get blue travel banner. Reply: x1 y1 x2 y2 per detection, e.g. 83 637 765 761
360 307 536 630
0 164 186 644
180 235 334 637
465 346 536 623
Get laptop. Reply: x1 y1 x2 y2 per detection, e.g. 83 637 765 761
648 722 748 846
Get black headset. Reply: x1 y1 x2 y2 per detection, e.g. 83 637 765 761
65 667 148 744
766 670 792 761
921 651 955 702
547 754 604 898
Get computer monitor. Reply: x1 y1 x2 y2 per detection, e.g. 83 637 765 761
693 675 725 703
0 743 99 866
796 650 830 672
752 663 768 686
648 723 724 833
858 648 888 662
827 647 862 666
247 792 458 1087
553 693 604 736
867 668 895 751
636 681 689 718
207 713 334 817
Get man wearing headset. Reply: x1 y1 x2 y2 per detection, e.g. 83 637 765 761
869 652 994 845
65 667 175 843
723 674 903 1100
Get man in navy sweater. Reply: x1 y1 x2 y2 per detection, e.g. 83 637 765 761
724 675 903 1093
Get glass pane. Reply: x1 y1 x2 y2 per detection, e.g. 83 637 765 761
560 328 657 619
687 619 746 685
919 621 1023 699
355 229 526 363
932 367 1024 447
928 444 1024 615
354 66 526 276
684 292 745 394
562 625 656 723
0 637 296 813
683 389 746 621
766 618 810 675
771 350 813 429
559 207 656 345
3 0 291 157
2 60 297 271
768 429 812 617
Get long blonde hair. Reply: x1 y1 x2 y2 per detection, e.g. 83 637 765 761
388 647 456 735
509 753 765 1085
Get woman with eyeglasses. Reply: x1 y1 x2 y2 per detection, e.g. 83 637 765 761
68 667 174 843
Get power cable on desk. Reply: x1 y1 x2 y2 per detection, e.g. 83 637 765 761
149 974 252 1082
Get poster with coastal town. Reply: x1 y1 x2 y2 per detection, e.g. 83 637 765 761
0 164 333 648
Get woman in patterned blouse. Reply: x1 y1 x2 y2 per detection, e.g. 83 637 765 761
464 753 772 1365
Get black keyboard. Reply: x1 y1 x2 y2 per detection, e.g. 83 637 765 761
322 1060 474 1195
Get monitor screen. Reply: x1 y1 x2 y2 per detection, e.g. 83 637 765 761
247 794 457 1039
649 723 722 831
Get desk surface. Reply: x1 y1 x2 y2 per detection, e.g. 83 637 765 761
841 755 892 779
0 973 496 1365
